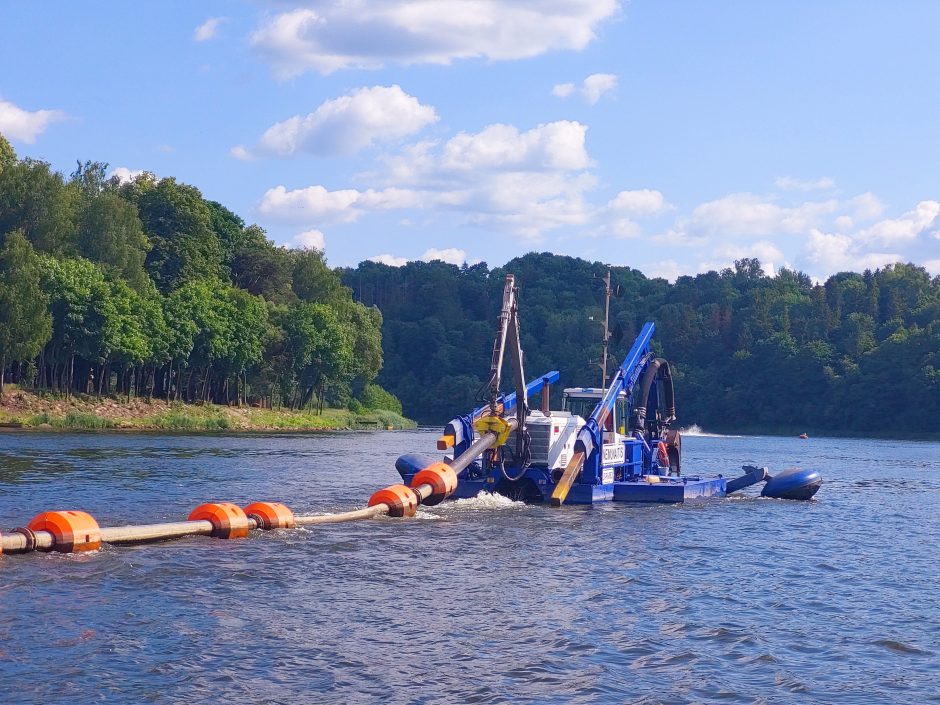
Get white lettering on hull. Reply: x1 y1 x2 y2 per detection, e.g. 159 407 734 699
602 443 625 466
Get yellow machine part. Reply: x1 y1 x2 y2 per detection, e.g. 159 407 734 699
473 415 513 447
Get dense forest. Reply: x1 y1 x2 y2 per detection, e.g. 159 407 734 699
3 132 938 436
0 134 402 416
342 254 940 435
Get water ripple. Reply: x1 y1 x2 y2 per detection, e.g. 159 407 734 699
0 430 938 703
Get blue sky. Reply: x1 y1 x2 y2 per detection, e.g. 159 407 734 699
2 1 939 280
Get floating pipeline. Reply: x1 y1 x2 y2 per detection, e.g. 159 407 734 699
0 486 434 557
0 419 513 559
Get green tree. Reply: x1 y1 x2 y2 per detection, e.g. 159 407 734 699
206 200 248 266
38 256 117 394
361 383 403 414
106 279 153 395
163 282 201 399
0 232 52 396
219 287 268 404
231 228 296 303
76 191 150 290
338 300 383 394
126 177 223 291
0 132 15 172
0 159 78 253
281 303 353 412
293 248 346 305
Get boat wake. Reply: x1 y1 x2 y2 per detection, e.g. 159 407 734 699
416 491 526 519
680 424 742 438
447 492 526 511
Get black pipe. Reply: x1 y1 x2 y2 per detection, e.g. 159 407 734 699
631 358 676 431
660 360 676 422
725 465 770 494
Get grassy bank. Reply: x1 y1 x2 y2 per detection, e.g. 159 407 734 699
0 387 416 432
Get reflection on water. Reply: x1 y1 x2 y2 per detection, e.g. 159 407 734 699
0 430 938 704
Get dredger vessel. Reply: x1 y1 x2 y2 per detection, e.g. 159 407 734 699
396 275 821 505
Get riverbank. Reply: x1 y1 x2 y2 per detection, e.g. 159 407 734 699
0 388 416 432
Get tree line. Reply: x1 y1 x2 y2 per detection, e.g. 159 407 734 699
4 131 937 434
0 134 397 415
341 253 940 435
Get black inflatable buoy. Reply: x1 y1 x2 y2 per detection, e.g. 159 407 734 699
761 467 822 500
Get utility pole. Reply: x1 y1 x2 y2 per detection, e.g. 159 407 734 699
600 269 612 387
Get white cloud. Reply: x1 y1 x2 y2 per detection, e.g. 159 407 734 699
246 85 437 158
834 215 854 231
856 200 940 246
803 228 901 273
923 259 940 276
700 241 786 276
687 193 839 236
369 254 409 267
368 248 467 267
250 1 620 77
194 17 227 42
230 145 253 161
108 167 145 184
386 122 595 233
677 193 939 277
423 247 466 265
833 193 885 231
582 73 617 104
649 228 706 246
291 229 326 251
607 189 670 216
849 192 884 221
644 260 683 282
258 185 424 223
774 176 836 192
438 121 590 172
681 190 888 245
0 98 66 143
552 73 618 104
258 119 595 238
609 218 642 238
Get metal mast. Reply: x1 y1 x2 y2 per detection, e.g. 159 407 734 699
600 269 612 387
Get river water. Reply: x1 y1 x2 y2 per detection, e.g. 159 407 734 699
0 429 937 704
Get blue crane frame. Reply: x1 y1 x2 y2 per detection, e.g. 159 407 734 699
397 321 821 504
399 322 728 503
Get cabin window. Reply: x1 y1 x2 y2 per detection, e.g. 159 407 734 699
616 398 630 434
563 397 596 420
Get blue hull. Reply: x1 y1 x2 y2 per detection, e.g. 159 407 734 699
399 467 727 505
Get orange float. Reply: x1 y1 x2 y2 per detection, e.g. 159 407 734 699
188 502 250 539
657 441 669 467
27 510 102 553
368 484 419 517
243 501 295 529
411 461 458 506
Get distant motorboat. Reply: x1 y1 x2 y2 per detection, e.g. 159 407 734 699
799 433 809 439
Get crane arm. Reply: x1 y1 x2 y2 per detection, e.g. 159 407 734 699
551 322 656 506
482 275 527 420
473 275 530 475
